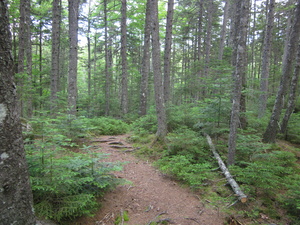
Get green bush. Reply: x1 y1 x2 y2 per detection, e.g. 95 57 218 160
156 155 213 187
231 151 297 196
26 143 123 223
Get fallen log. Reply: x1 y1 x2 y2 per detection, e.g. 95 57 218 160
205 134 247 203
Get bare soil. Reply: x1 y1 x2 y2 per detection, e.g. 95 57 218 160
74 135 225 225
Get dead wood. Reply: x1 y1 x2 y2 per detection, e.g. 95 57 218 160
205 134 247 203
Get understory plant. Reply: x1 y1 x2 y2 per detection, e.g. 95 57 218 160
23 113 127 223
26 142 123 223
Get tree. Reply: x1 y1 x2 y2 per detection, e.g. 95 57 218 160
228 0 250 165
121 0 129 115
218 0 230 60
139 0 152 116
150 0 167 140
258 0 275 118
68 0 80 115
50 0 61 113
280 43 300 135
163 0 174 104
263 1 300 143
0 1 36 223
17 0 32 117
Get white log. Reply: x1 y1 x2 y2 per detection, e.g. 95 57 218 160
205 134 247 203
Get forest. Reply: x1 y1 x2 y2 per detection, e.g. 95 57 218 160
0 0 300 224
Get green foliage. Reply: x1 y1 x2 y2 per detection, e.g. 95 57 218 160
29 113 129 144
231 151 297 196
156 155 213 187
280 174 300 223
26 143 123 222
114 210 129 225
285 112 300 144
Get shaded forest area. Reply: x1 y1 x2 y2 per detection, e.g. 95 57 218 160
2 0 300 224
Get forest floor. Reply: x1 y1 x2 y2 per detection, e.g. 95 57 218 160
74 134 226 225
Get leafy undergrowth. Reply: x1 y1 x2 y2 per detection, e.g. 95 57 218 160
24 114 129 224
130 106 300 225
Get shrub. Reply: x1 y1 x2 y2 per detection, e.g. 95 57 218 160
26 143 123 222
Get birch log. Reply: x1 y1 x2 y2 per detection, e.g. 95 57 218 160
205 134 247 203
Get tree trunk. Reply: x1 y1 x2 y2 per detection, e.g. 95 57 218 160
150 0 167 140
163 0 174 104
228 0 250 165
50 0 61 113
218 0 230 60
0 2 36 223
68 0 80 115
121 0 129 115
280 43 300 135
263 1 300 143
206 135 247 203
104 0 111 116
258 0 275 118
139 0 151 116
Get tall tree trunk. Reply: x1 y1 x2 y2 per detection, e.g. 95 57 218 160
139 0 151 116
228 0 250 165
121 0 129 115
25 0 33 118
0 2 36 223
218 0 230 60
263 1 300 143
87 0 92 116
163 0 174 104
258 0 275 118
68 0 80 115
50 0 61 114
280 43 300 135
18 0 31 117
203 0 215 97
150 0 167 140
104 0 110 116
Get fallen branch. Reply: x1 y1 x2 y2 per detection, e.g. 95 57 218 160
205 134 247 203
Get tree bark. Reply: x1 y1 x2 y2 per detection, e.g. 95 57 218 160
68 0 80 115
163 0 174 104
139 0 151 116
258 0 275 118
280 43 300 135
218 0 230 60
263 1 300 143
206 135 247 203
121 0 129 115
51 0 61 113
150 0 167 140
228 0 250 165
104 0 111 116
0 1 36 223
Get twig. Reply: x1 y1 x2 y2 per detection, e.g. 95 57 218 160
185 217 200 224
146 211 168 225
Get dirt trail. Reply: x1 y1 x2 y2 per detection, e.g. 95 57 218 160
75 135 225 225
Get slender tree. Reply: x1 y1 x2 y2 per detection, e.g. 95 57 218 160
163 0 174 104
0 1 36 223
68 0 80 115
228 0 250 165
258 0 275 118
218 0 230 60
280 43 300 135
150 0 167 140
263 1 300 143
139 0 152 116
121 0 129 115
50 0 61 113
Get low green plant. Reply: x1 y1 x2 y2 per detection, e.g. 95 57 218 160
114 210 129 225
156 155 213 188
25 142 123 223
